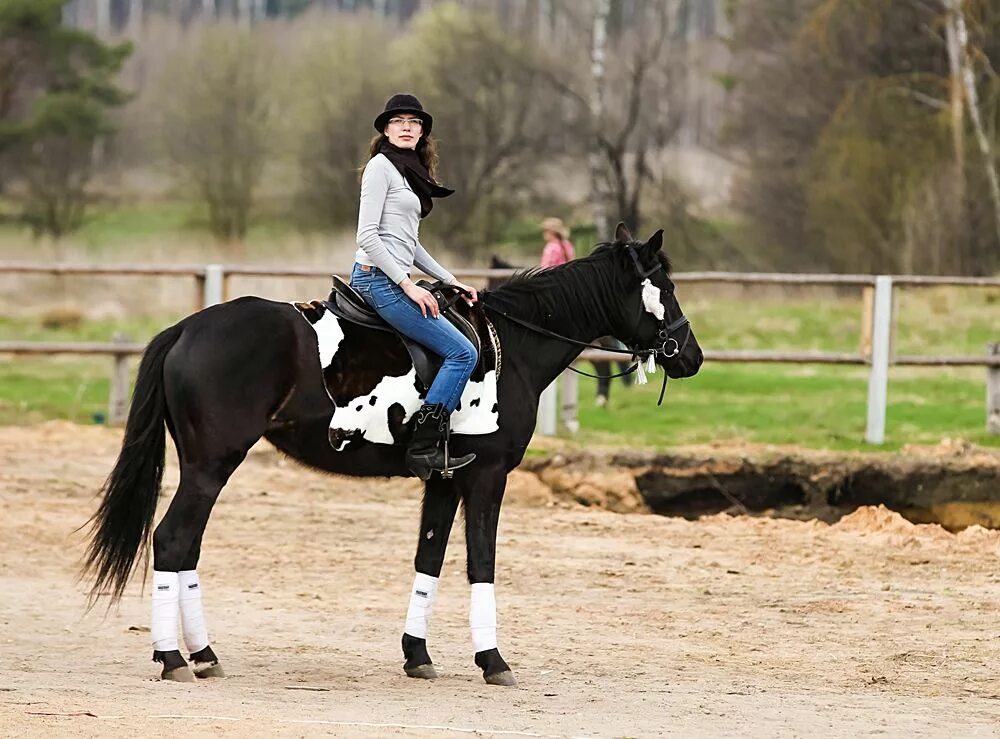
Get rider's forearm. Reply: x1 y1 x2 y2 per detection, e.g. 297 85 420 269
413 242 456 285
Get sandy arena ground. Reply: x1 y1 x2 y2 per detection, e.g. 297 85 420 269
1 423 999 738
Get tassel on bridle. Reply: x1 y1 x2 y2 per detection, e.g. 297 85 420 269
635 357 648 385
632 350 657 387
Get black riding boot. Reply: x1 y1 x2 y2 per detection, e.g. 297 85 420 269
406 403 476 481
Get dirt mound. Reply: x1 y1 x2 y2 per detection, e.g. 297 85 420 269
536 462 647 513
832 505 951 540
504 470 555 507
955 524 1000 548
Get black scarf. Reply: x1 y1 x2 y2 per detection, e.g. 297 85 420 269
378 140 454 218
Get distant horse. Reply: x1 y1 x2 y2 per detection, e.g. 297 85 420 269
489 255 635 405
83 223 702 686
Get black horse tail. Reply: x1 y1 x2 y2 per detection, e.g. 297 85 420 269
82 321 185 605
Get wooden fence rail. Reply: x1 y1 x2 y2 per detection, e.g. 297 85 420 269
2 262 999 440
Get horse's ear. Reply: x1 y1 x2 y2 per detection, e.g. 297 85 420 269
614 222 632 244
645 229 664 253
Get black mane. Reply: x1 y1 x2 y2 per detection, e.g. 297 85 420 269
482 245 622 332
482 241 672 332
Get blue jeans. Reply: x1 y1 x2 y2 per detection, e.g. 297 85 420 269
350 264 477 413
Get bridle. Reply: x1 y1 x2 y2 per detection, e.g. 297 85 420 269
623 244 691 363
480 244 692 406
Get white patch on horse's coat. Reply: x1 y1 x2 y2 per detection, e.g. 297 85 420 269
404 573 439 640
178 570 209 654
450 370 499 435
312 309 344 367
641 278 665 321
299 309 500 447
151 570 180 652
469 582 498 652
331 368 422 448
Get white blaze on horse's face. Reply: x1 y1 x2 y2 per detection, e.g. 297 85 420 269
641 278 666 321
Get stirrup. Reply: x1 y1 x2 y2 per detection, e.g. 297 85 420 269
440 442 475 479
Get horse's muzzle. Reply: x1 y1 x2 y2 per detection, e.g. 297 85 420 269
666 347 703 379
662 326 703 379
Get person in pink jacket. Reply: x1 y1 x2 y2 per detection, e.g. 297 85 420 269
539 217 575 267
537 218 633 406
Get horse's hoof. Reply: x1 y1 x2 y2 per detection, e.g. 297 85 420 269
404 663 438 680
484 670 518 687
161 665 196 683
193 661 226 679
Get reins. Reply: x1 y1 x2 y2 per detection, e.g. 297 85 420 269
480 302 678 405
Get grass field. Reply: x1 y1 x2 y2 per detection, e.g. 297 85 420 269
2 285 998 450
572 364 997 451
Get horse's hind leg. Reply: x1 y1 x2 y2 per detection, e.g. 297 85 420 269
151 454 251 681
402 476 461 679
145 299 299 681
152 364 278 679
179 528 226 679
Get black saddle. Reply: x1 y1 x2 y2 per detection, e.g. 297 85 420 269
324 275 484 391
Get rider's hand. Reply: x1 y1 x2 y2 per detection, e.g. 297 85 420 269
451 279 479 305
400 279 440 318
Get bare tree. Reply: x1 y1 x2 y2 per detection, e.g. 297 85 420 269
127 0 145 37
291 14 395 229
397 3 559 249
587 0 610 239
156 24 277 242
542 0 685 234
943 0 1000 247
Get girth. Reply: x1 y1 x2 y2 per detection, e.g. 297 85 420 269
323 275 486 391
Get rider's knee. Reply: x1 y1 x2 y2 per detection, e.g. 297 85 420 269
453 340 478 368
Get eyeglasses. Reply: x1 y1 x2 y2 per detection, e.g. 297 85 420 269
387 117 423 129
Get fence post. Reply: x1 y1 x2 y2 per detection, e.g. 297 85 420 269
536 381 557 436
560 370 579 433
988 343 1000 435
202 264 225 308
865 275 893 444
108 332 130 426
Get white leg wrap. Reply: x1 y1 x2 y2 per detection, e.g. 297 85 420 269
403 573 439 639
179 570 209 654
469 582 498 653
150 570 180 652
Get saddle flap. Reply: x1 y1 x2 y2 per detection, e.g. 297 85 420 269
331 274 371 312
325 275 393 333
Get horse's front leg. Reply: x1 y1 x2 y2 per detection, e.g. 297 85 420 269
402 476 461 679
462 467 517 686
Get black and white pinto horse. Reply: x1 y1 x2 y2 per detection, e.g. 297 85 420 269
83 224 703 686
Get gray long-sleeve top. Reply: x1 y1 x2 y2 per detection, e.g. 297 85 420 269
354 153 455 286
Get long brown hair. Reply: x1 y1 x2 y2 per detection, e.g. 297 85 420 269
368 133 440 181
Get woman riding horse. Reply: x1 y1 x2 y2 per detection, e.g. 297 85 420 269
83 222 703 686
352 94 480 480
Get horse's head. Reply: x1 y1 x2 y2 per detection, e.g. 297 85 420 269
602 222 703 379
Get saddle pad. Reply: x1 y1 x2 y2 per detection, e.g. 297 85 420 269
293 301 500 449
